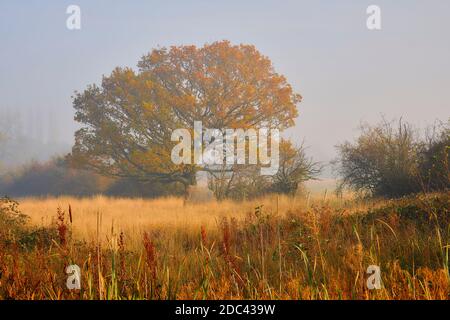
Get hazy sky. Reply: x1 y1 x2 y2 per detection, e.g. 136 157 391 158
0 1 449 175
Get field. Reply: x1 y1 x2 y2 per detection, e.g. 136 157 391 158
0 191 449 300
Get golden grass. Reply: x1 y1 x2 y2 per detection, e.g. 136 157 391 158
20 195 270 243
1 192 448 300
18 192 369 246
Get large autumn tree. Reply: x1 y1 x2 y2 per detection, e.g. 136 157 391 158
70 41 301 192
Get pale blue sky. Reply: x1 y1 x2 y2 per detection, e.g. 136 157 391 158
0 1 449 175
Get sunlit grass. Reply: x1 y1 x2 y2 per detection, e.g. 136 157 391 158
0 192 448 300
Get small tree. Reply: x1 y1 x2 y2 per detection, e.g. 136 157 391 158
207 139 320 200
271 140 321 195
207 164 266 201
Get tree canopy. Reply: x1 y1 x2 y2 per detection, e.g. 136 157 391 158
70 41 301 189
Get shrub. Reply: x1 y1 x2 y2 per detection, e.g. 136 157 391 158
0 197 58 249
335 118 448 198
418 123 449 192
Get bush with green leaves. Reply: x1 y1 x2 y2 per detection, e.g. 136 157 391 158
0 197 57 249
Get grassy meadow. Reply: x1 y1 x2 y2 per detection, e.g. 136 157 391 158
0 190 448 300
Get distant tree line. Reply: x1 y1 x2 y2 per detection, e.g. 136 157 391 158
0 118 447 200
0 139 321 200
0 157 184 198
